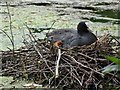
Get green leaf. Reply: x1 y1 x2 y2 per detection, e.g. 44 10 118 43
102 65 120 73
104 55 120 65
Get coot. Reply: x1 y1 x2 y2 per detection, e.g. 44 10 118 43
46 22 97 48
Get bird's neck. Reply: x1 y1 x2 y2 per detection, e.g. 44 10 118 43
77 28 89 35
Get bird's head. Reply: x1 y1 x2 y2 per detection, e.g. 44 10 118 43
77 21 89 34
54 40 63 47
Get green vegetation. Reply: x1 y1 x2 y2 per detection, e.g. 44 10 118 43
102 55 120 73
95 10 120 19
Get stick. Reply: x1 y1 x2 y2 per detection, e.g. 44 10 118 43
65 54 104 76
55 49 61 78
25 25 54 74
6 2 15 53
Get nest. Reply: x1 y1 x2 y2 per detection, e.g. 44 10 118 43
1 34 120 89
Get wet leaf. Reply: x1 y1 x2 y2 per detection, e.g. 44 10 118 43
102 65 120 73
104 55 120 65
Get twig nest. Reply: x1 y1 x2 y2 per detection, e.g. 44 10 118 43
1 34 119 89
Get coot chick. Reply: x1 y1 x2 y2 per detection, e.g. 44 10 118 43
46 22 97 48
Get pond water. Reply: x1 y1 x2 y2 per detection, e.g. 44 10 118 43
0 0 119 51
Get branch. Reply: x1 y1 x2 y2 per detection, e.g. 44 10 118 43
6 2 15 53
65 54 104 76
55 49 62 78
25 23 54 74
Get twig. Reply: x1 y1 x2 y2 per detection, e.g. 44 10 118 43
72 72 82 86
81 73 86 85
24 23 38 43
109 35 120 45
78 52 96 61
56 72 70 88
55 49 62 78
106 71 118 84
6 2 15 53
48 75 55 88
46 20 56 36
0 29 13 49
25 25 54 74
64 54 104 76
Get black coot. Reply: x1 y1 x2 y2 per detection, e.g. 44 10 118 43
46 22 97 48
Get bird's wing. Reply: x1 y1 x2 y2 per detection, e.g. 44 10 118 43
46 29 76 36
